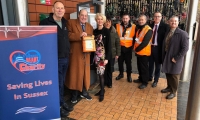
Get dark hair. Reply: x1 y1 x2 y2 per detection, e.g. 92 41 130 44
122 13 130 18
53 1 64 7
154 11 162 16
106 16 113 24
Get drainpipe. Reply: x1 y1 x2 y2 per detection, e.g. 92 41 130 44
14 0 28 25
180 0 198 81
100 0 105 14
185 17 200 120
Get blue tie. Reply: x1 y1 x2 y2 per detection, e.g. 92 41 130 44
81 24 85 32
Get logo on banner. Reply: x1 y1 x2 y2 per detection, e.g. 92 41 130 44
15 106 47 114
9 50 45 74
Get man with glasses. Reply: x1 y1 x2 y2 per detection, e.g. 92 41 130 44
148 12 169 87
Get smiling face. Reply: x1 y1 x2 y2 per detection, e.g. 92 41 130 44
52 2 65 20
96 16 104 26
104 20 112 29
138 15 147 26
78 9 88 24
169 17 179 29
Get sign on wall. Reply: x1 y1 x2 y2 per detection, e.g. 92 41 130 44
0 26 60 120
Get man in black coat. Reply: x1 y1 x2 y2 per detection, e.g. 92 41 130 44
39 1 73 117
149 12 169 87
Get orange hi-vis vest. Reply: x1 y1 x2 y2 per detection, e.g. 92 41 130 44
134 25 152 56
116 23 136 48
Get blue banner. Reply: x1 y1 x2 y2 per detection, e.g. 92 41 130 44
0 26 60 120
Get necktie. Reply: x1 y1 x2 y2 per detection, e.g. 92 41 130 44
165 31 173 51
81 24 85 32
152 25 157 44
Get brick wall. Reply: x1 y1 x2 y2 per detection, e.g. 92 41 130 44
28 0 94 25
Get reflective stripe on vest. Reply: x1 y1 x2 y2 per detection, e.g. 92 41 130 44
134 25 152 56
116 24 135 48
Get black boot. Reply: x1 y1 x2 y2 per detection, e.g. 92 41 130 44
116 73 124 80
127 74 132 83
99 89 105 102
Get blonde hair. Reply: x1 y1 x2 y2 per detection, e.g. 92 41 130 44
95 13 106 23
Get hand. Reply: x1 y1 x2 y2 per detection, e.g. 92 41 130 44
115 56 119 59
172 58 176 63
104 60 108 65
80 32 87 37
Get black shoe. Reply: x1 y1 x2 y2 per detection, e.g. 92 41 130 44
116 74 124 80
127 76 132 83
60 108 70 117
95 89 105 96
62 103 74 112
152 81 157 88
107 85 112 88
166 93 176 99
161 88 171 93
80 94 92 101
149 79 152 82
138 84 147 89
133 79 142 83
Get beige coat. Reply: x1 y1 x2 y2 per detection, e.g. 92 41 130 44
65 19 93 91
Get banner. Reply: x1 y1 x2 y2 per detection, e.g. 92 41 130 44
0 26 60 120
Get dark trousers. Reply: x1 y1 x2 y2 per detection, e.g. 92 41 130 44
149 46 161 82
118 50 132 76
137 56 149 85
58 57 69 106
165 73 180 94
104 58 115 86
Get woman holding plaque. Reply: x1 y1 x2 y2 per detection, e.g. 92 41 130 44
93 13 111 102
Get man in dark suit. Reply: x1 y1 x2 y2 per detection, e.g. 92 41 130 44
149 12 168 87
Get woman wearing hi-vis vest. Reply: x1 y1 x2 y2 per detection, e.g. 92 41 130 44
133 14 153 89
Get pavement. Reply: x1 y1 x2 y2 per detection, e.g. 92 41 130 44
62 48 195 120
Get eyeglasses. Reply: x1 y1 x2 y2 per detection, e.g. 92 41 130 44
154 16 162 18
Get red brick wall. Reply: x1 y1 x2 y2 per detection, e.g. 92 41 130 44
28 0 95 25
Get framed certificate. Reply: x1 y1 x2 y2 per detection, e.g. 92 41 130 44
82 35 96 52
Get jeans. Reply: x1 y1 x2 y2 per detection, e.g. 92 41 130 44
58 57 69 106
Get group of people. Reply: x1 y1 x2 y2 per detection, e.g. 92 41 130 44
39 1 189 117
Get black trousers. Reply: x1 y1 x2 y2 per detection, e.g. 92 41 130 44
165 73 180 94
104 58 115 86
118 50 132 75
149 46 161 82
137 56 149 85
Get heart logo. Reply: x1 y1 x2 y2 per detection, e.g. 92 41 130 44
9 50 45 74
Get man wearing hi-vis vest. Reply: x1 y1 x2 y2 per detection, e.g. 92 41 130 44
115 13 136 83
133 14 153 89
